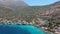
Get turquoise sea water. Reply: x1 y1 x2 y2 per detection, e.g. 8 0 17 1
0 24 46 34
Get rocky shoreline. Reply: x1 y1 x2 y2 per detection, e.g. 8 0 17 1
0 17 60 34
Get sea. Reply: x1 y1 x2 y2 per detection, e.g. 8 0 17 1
0 24 46 34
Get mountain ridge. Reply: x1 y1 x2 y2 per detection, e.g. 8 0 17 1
0 1 60 18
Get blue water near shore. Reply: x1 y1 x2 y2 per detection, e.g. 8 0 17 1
0 24 46 34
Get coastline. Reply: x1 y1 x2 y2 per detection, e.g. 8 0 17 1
0 23 47 34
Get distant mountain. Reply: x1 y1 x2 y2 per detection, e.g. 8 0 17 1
0 0 28 7
52 1 60 6
0 0 29 17
0 0 60 19
36 1 60 15
0 0 29 12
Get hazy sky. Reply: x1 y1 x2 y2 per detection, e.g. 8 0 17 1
23 0 60 6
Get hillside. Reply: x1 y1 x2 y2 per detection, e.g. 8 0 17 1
0 6 15 17
0 0 60 21
0 0 60 34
